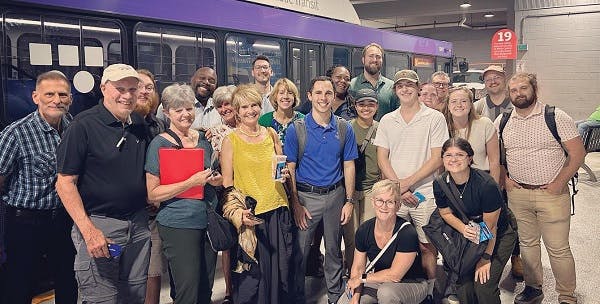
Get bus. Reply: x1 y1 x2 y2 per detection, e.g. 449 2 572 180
1 0 453 127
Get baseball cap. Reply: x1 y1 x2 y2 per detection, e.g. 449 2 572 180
101 64 140 84
393 69 419 84
354 88 378 103
483 65 505 77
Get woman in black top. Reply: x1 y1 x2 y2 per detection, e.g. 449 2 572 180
433 137 517 304
347 179 428 304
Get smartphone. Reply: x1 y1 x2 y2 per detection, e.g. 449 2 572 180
108 243 123 258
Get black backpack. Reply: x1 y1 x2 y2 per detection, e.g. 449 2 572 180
498 105 578 215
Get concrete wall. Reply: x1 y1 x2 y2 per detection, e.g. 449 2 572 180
515 2 600 120
402 27 507 70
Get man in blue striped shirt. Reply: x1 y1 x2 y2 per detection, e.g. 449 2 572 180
0 70 77 304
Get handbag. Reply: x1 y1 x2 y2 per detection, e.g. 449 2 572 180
337 222 411 304
423 173 488 279
206 203 237 252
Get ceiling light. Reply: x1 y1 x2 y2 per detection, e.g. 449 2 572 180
484 12 495 18
460 2 471 8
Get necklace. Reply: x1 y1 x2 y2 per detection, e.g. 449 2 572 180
238 126 261 137
458 178 469 199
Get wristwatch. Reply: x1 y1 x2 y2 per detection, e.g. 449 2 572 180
361 273 368 283
481 253 492 261
345 197 354 204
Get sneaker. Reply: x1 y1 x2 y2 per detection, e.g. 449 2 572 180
514 286 544 304
511 255 524 280
442 295 460 304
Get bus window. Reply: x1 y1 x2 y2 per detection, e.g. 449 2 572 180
225 34 283 85
174 32 216 82
107 41 122 65
325 45 349 70
384 52 409 80
351 47 363 78
437 57 452 74
135 24 177 83
413 55 435 83
3 13 123 123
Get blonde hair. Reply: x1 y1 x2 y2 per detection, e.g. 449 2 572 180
269 78 300 110
231 84 263 112
446 87 478 139
213 85 236 108
371 179 401 202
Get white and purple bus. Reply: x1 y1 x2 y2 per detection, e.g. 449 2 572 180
0 0 453 127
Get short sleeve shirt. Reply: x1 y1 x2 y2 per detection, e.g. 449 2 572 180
433 169 507 229
145 135 217 229
56 103 149 218
455 117 495 172
351 119 380 191
0 111 70 209
284 113 358 187
349 73 398 121
373 103 449 198
355 217 425 280
493 102 580 184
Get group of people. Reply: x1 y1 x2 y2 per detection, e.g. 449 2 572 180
0 41 586 304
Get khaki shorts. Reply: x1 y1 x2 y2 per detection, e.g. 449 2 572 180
396 198 437 243
148 219 167 277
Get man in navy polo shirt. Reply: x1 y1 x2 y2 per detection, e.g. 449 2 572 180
285 76 358 304
56 64 150 304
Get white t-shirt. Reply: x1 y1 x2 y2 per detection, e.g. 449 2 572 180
455 116 495 171
157 97 222 130
373 103 449 198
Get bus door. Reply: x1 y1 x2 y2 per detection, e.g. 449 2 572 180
288 41 321 98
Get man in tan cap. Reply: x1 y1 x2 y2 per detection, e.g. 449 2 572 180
373 69 449 301
56 63 151 303
473 65 513 121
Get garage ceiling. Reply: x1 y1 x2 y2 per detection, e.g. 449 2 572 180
351 0 510 31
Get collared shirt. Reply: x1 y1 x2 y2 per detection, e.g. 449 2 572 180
350 73 398 121
0 111 70 209
57 103 149 218
157 97 222 130
261 88 275 114
373 103 448 198
494 102 580 185
473 95 513 121
284 113 358 187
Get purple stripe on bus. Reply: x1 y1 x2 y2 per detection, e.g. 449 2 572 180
14 0 453 57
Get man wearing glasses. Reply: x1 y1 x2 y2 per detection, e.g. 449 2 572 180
474 65 513 121
349 43 398 120
430 71 451 105
252 55 276 114
0 70 77 304
374 70 448 302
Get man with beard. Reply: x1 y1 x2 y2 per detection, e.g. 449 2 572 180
252 55 276 114
494 72 585 304
0 70 77 304
157 67 221 129
474 65 513 121
419 83 442 111
374 70 448 302
430 71 451 106
349 43 397 120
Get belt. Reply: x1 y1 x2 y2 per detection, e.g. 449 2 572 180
6 206 65 221
518 183 543 190
296 180 343 195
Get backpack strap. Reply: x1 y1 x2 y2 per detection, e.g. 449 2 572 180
498 109 512 168
164 128 184 149
544 105 567 157
365 221 411 273
293 119 307 166
335 116 347 154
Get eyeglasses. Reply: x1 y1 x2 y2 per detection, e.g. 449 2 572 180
484 76 504 84
373 198 397 208
253 65 271 71
442 153 469 160
433 82 450 88
139 85 155 92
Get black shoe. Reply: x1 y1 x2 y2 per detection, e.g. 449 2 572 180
514 286 544 304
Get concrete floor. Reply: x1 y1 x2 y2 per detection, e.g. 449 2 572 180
41 153 600 304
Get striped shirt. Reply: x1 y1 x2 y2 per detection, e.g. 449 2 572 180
0 111 70 209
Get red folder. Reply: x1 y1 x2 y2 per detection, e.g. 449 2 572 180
159 148 204 199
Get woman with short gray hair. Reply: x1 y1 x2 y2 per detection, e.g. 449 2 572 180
145 83 223 304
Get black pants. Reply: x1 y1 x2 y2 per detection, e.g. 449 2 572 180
0 207 77 304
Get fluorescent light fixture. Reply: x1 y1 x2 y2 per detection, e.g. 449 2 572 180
6 18 120 33
252 43 280 50
484 12 495 18
136 31 215 43
459 2 471 8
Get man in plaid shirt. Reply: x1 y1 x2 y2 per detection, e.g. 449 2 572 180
0 70 77 303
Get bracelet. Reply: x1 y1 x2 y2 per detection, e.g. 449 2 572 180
481 253 492 260
345 197 354 204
